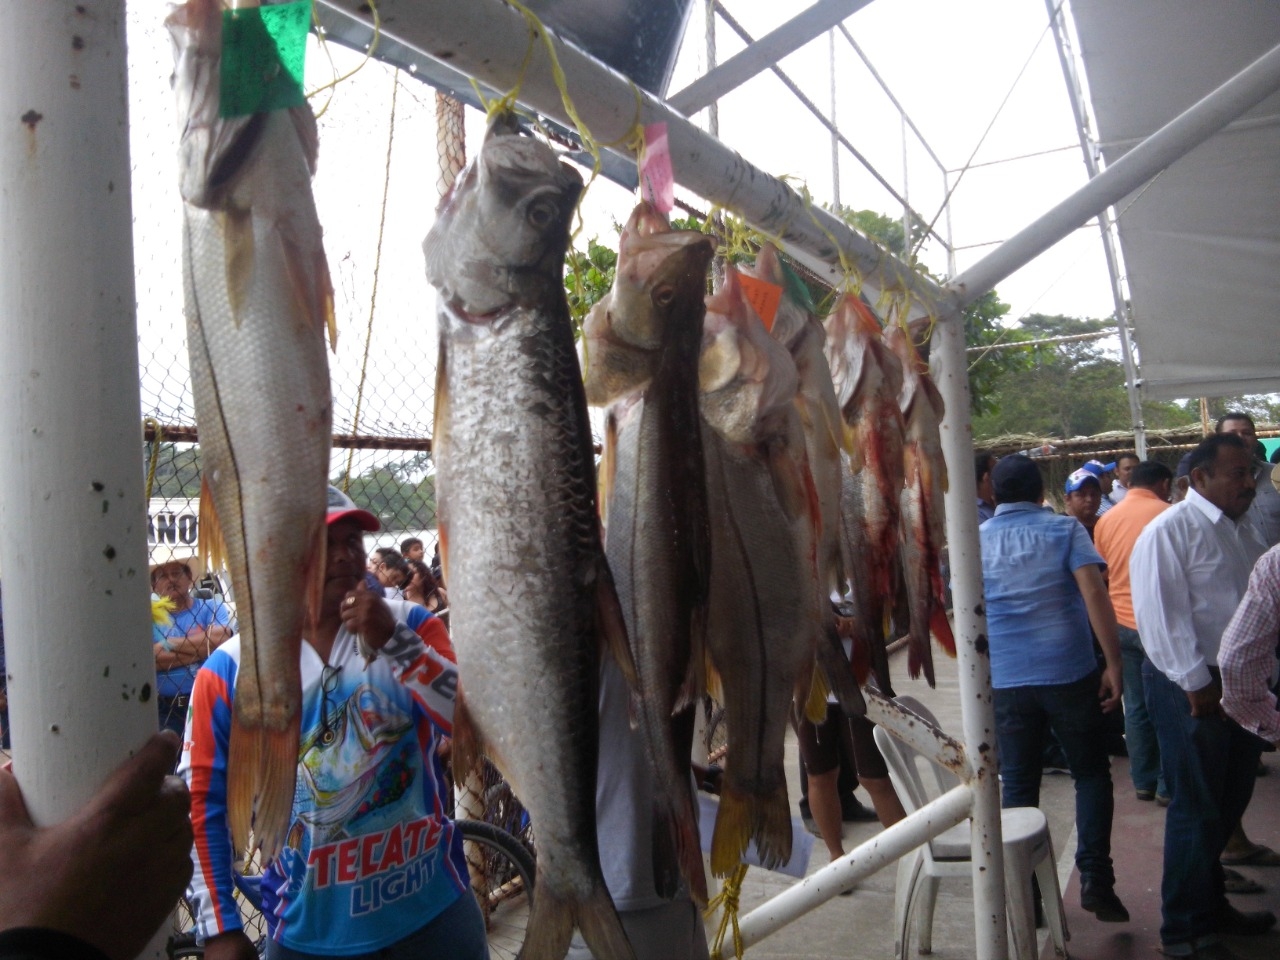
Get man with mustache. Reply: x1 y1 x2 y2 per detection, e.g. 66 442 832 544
1131 433 1273 959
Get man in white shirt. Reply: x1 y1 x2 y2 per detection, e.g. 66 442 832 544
1108 452 1140 504
1131 433 1274 959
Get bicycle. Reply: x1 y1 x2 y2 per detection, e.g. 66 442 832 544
166 819 534 960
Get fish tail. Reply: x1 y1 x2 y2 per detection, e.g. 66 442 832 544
227 710 298 865
931 605 957 659
651 792 707 905
522 874 636 960
802 661 828 724
710 786 751 878
197 475 228 575
849 632 873 687
752 782 794 873
675 796 709 906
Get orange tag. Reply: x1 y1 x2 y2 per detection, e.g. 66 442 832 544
739 273 783 331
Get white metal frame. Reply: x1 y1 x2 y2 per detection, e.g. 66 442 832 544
9 2 1280 958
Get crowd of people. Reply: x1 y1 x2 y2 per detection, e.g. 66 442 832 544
979 413 1280 960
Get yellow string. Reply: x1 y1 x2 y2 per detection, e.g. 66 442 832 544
307 0 381 118
705 864 749 960
143 417 163 502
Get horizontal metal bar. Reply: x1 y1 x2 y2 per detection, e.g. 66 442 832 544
143 422 434 452
863 691 968 780
667 0 873 115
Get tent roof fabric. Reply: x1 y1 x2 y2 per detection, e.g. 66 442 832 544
1070 0 1280 400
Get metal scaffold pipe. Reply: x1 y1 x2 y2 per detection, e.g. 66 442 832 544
314 0 947 307
0 0 158 860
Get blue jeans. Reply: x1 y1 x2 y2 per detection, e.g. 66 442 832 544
994 670 1115 887
1144 662 1263 947
1118 627 1164 796
265 890 488 960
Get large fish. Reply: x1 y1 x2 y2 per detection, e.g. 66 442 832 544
424 117 636 960
582 203 715 904
698 267 828 877
168 0 333 863
825 294 905 695
884 322 956 685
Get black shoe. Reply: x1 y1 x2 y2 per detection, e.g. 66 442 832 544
1080 882 1130 922
841 797 879 822
1136 789 1156 802
1216 904 1276 936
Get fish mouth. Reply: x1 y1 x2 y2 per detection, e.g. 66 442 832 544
446 296 503 326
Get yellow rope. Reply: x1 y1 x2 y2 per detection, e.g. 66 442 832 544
143 417 163 502
307 0 381 118
705 863 749 960
343 72 397 490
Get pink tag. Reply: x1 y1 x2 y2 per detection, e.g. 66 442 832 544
640 123 675 213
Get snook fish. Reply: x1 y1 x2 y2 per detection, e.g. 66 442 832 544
583 203 715 905
698 267 827 877
168 0 333 863
884 323 956 685
825 295 905 695
424 117 636 960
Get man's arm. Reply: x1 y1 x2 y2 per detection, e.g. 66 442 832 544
1130 522 1213 692
1073 563 1123 712
1221 549 1280 742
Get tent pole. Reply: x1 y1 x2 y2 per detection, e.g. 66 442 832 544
932 308 1009 958
0 0 157 832
947 38 1280 309
1045 0 1148 458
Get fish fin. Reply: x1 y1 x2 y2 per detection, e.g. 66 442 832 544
197 475 228 576
432 342 451 586
765 443 808 524
222 208 255 323
931 605 957 660
850 632 873 688
704 654 724 706
522 871 637 960
671 706 709 905
227 709 298 867
595 559 638 687
450 688 483 787
803 661 828 724
302 518 326 644
752 784 794 873
226 711 255 861
599 409 619 530
318 249 338 351
651 805 682 901
816 621 867 716
710 786 750 878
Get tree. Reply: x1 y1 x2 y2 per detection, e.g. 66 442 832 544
971 314 1197 439
144 442 202 499
337 454 437 531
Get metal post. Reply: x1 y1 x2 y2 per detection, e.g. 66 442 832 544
1046 0 1148 458
705 0 718 138
0 0 155 817
947 38 1280 308
829 29 840 208
932 309 1008 958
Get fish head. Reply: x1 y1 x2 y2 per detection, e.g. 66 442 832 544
424 117 584 320
747 244 810 348
698 267 800 444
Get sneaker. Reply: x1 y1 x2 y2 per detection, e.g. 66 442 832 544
1136 789 1156 802
1156 793 1172 807
1080 882 1130 922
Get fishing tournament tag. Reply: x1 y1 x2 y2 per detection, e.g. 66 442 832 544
220 0 311 118
640 123 675 213
739 273 783 331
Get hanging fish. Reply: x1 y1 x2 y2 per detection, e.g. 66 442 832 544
425 115 636 960
169 0 333 864
583 201 716 905
884 321 956 685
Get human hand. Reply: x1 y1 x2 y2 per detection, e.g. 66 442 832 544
340 579 396 652
0 730 193 960
1098 665 1123 713
1186 681 1224 719
204 929 259 960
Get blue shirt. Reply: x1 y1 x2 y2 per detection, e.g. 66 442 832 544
155 597 233 697
980 501 1103 688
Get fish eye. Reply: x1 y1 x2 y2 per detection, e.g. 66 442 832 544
653 284 676 307
526 198 559 230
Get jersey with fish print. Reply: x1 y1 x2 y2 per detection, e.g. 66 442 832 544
180 600 467 955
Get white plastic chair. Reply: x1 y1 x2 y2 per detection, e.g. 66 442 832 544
873 696 1069 960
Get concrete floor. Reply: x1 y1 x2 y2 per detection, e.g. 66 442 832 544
704 643 1280 960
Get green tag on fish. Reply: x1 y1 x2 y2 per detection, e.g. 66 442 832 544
219 1 311 118
779 258 817 315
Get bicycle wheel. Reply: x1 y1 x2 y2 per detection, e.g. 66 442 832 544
458 819 536 960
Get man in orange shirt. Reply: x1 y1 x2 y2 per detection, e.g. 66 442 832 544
1094 460 1173 803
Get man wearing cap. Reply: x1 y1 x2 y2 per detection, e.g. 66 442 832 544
181 487 483 960
1131 433 1275 957
1094 460 1173 805
1063 467 1104 539
980 455 1128 923
1079 460 1117 517
151 551 234 736
1216 412 1280 546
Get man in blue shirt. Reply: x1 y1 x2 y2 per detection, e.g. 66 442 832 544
980 455 1127 923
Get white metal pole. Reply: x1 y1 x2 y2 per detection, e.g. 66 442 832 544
1045 0 1148 458
932 309 1008 959
829 28 839 208
0 0 156 823
735 785 973 945
948 38 1280 308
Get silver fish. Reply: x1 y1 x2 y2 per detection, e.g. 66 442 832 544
424 116 636 960
169 0 333 864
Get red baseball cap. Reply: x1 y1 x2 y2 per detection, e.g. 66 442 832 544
326 485 380 532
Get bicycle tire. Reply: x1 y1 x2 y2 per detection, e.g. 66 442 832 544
458 818 536 960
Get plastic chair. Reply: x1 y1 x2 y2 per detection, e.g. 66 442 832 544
873 696 1069 960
